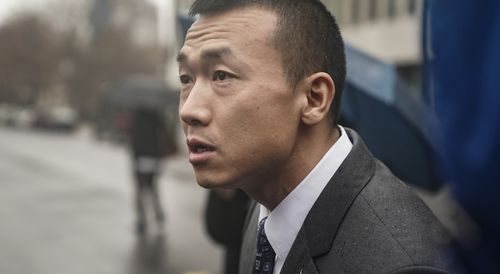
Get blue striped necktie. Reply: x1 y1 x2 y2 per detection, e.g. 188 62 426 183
255 217 276 274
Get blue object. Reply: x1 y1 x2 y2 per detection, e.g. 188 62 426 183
424 0 500 273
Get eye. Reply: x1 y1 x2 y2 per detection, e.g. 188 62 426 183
179 75 192 85
213 71 233 81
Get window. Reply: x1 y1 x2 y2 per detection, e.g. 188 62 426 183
368 0 377 21
352 0 360 24
408 0 418 15
388 0 396 19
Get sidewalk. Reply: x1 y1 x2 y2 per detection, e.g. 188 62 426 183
0 127 223 274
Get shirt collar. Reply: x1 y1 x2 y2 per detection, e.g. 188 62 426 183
258 125 352 273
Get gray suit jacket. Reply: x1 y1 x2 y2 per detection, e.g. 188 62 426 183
239 129 451 274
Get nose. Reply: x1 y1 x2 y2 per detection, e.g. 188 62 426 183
179 82 212 127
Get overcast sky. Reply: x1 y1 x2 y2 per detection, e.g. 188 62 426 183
0 0 168 25
0 0 43 23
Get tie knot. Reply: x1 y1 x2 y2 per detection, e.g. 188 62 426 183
255 217 275 274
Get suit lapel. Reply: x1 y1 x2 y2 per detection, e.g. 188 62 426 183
281 129 377 272
279 229 319 274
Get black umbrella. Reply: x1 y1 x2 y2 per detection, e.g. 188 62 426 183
102 75 179 110
340 45 443 191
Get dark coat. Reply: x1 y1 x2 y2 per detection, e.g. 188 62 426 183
239 129 451 274
130 109 168 158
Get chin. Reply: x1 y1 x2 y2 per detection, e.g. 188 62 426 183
195 173 238 189
196 180 214 189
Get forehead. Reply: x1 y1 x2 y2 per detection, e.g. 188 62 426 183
179 7 278 61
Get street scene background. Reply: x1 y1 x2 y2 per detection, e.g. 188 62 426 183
1 0 488 273
0 0 226 273
0 126 222 274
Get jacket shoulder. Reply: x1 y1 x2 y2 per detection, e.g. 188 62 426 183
316 161 450 274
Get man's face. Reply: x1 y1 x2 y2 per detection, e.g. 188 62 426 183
178 7 303 190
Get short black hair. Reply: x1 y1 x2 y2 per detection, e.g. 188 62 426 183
189 0 346 125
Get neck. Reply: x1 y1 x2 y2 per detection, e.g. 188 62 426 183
243 125 340 211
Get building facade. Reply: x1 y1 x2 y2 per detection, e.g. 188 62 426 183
323 0 422 66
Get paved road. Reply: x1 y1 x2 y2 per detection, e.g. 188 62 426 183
0 127 222 274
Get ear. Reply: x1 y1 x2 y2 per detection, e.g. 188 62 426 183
300 72 335 125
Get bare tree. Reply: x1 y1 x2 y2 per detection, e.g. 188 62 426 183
0 13 60 105
0 0 165 122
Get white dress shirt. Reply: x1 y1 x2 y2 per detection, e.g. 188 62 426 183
258 126 353 274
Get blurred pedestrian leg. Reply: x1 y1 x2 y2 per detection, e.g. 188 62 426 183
134 159 164 233
130 108 172 235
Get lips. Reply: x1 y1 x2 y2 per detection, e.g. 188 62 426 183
186 137 217 164
192 146 212 153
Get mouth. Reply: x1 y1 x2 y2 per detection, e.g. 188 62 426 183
190 145 214 153
187 138 217 164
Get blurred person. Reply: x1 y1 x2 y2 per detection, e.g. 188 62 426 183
178 0 452 273
129 108 171 234
205 189 250 274
426 1 500 273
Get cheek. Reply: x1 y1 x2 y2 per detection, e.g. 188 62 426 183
216 84 300 153
224 105 298 161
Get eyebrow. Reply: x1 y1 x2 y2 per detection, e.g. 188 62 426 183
176 52 187 63
176 47 234 64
